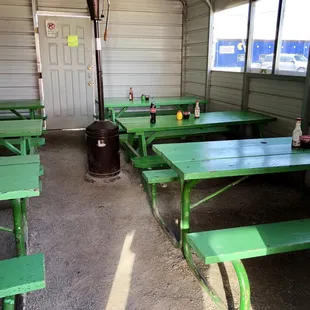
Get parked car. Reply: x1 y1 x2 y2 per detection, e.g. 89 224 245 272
261 53 308 72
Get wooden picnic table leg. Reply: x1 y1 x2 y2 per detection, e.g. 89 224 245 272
232 260 251 310
21 198 29 254
138 133 147 157
181 179 227 309
30 109 36 119
110 108 116 123
11 199 26 257
148 183 180 248
2 296 15 310
2 200 29 309
20 138 27 155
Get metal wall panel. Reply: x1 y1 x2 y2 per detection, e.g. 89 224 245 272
248 78 305 136
0 0 38 99
37 0 88 13
184 1 209 98
209 71 243 110
101 0 183 98
214 0 248 12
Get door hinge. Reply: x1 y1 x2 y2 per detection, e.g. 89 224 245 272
34 27 39 34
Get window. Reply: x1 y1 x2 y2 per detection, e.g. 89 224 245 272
276 0 310 76
249 0 279 73
212 4 249 72
212 0 310 77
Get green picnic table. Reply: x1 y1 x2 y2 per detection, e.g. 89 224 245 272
0 155 44 309
118 111 276 157
101 97 207 123
0 100 45 121
150 137 310 310
0 120 43 155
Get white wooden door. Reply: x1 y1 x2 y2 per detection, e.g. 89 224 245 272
39 17 94 129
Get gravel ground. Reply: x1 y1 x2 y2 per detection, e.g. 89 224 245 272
1 131 310 310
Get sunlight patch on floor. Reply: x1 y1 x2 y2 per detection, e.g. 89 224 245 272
106 230 136 310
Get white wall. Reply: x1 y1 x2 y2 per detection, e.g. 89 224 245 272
101 0 184 98
209 71 243 110
0 0 38 99
248 77 305 136
184 0 209 98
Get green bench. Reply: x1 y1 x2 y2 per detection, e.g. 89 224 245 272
132 155 169 169
0 253 45 310
185 219 310 309
143 169 179 246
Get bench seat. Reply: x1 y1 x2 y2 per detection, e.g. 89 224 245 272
187 219 310 264
132 155 169 169
143 169 178 184
0 253 45 298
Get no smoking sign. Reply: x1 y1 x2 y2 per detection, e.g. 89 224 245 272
45 20 57 38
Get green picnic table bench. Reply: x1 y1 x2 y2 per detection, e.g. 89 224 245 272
0 254 45 310
97 97 207 123
118 110 276 168
0 120 43 155
149 137 310 310
0 100 46 121
0 155 43 309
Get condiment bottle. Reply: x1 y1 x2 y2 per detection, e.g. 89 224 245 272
150 101 156 124
194 100 200 118
129 87 133 101
176 110 183 120
292 117 302 148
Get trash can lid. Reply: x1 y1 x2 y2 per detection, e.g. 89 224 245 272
86 120 119 135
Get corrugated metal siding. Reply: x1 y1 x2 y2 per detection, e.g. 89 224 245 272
0 0 38 99
248 78 305 136
184 0 209 98
214 0 248 12
209 71 243 110
101 0 183 98
37 0 88 13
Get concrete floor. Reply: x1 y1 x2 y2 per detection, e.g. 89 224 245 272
1 131 310 310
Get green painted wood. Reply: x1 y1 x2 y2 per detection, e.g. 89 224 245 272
187 219 310 264
103 97 207 108
0 100 44 110
0 137 45 147
132 155 169 169
153 137 310 180
0 115 47 121
117 111 276 133
0 253 45 298
0 155 40 200
0 120 43 138
143 169 179 184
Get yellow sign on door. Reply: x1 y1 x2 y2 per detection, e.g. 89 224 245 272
68 35 78 47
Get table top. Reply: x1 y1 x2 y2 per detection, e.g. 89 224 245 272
153 137 310 181
117 111 276 133
103 97 207 108
0 100 44 110
0 155 40 200
0 120 43 138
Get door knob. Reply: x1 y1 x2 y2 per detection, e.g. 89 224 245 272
87 66 92 70
88 82 93 86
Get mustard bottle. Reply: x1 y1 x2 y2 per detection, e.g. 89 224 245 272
176 110 183 120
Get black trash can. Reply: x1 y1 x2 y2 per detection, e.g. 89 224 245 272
86 120 120 178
